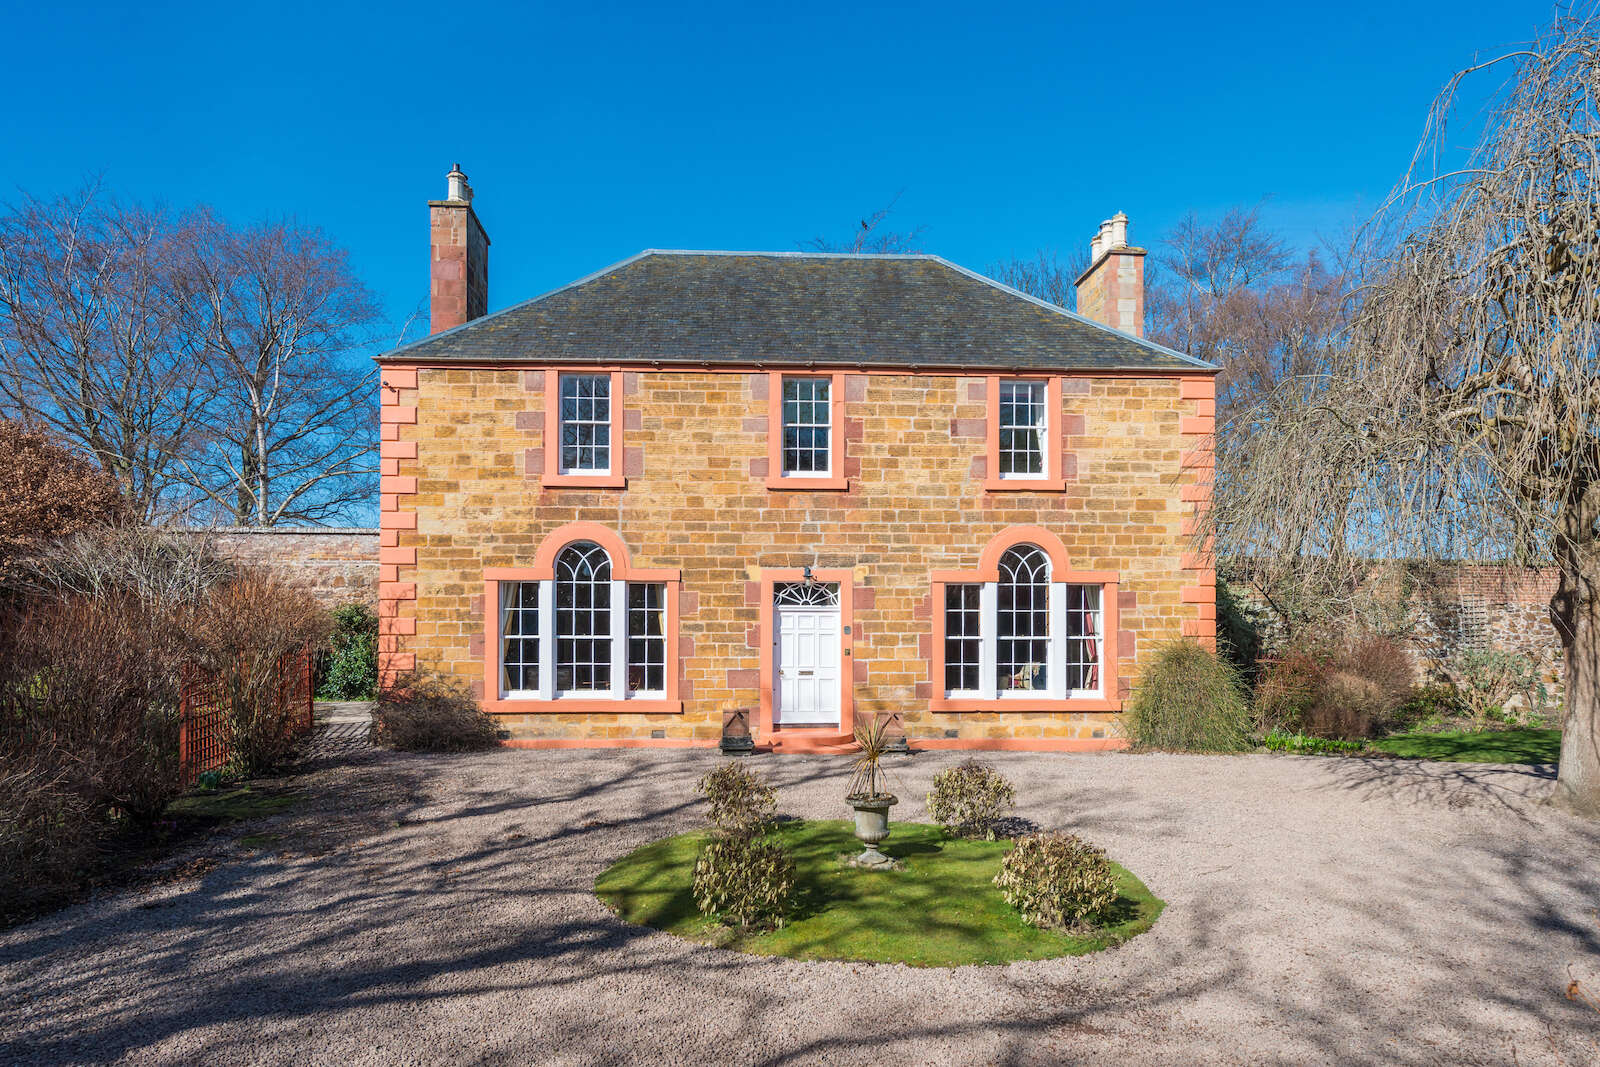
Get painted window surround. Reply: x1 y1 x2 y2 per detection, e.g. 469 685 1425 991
755 568 855 738
542 369 626 488
482 522 681 714
930 526 1120 712
766 371 848 491
984 375 1067 492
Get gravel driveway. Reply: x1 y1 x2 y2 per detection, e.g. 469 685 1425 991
3 746 1598 1066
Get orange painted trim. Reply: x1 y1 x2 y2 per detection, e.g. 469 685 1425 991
911 737 1128 753
501 738 717 750
983 375 1067 492
542 369 627 488
481 524 682 711
1179 376 1217 399
764 371 849 490
484 697 684 715
755 568 855 741
928 695 1123 713
929 526 1121 713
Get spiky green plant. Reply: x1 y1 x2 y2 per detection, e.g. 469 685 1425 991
846 715 896 801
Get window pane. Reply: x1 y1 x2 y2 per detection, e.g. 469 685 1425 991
1065 584 1103 692
780 377 830 474
627 582 666 693
944 584 982 692
997 380 1046 476
555 542 611 692
559 374 611 474
997 545 1050 691
500 581 540 693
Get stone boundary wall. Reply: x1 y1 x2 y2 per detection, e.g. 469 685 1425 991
1228 564 1565 706
179 527 380 608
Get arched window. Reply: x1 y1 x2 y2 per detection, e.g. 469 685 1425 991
997 545 1050 692
490 526 675 705
555 542 612 693
935 530 1112 705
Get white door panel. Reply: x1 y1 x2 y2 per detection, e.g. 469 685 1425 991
774 605 841 726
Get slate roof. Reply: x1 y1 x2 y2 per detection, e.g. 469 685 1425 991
379 251 1215 373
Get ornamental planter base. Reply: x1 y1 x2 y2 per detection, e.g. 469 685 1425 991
847 795 899 869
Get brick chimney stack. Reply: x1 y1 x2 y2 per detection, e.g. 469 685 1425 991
429 164 490 334
1073 211 1145 337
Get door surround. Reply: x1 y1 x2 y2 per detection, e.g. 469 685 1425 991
756 568 854 740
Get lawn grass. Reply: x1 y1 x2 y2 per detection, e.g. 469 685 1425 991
166 786 299 822
1370 727 1561 765
595 819 1163 967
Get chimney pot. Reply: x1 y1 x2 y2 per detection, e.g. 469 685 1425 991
1108 212 1129 249
446 164 472 203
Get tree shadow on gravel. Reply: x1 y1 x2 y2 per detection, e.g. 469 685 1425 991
4 748 1599 1066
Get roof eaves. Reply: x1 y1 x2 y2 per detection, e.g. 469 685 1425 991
930 256 1220 372
374 248 661 363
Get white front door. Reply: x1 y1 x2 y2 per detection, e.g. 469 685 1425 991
773 583 841 727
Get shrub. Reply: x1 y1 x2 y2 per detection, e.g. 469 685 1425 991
0 420 126 587
994 831 1119 932
1255 635 1416 740
692 837 795 929
317 602 378 700
189 573 330 775
695 762 777 841
1390 682 1467 731
0 592 186 917
372 669 499 752
1443 649 1548 727
926 759 1016 839
1123 640 1251 752
1262 728 1363 755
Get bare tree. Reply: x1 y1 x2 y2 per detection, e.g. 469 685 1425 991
1147 206 1347 423
1209 17 1600 814
0 185 211 516
802 192 927 253
175 212 382 525
988 248 1088 309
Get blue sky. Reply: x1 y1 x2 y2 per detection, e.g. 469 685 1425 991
3 0 1555 341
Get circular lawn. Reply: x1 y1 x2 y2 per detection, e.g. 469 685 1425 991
595 819 1163 967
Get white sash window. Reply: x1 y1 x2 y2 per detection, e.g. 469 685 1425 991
942 543 1103 700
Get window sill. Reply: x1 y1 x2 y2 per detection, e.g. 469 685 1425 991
542 473 627 489
765 475 850 491
483 697 682 715
982 476 1068 493
930 696 1121 713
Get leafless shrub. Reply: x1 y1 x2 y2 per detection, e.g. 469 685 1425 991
21 525 233 609
188 572 329 774
372 669 499 752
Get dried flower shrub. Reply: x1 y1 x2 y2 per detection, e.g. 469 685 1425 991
994 831 1119 932
692 838 795 930
695 762 777 842
926 759 1016 840
372 668 499 752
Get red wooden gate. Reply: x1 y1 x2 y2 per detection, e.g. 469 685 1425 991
178 644 314 786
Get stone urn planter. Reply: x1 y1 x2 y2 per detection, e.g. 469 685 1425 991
848 793 899 868
844 716 900 868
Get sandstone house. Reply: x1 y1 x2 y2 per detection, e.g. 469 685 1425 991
376 167 1218 751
